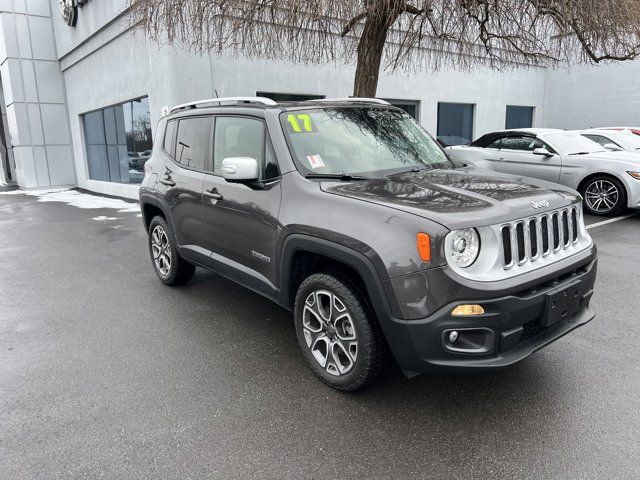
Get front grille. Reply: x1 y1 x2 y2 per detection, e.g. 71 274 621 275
571 209 578 241
552 213 560 250
541 217 549 254
501 206 582 269
529 219 538 258
515 222 526 263
501 226 512 266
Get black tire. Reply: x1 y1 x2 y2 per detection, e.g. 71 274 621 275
148 215 195 286
580 175 627 217
294 272 385 391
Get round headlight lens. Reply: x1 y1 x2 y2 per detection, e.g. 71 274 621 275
449 228 480 268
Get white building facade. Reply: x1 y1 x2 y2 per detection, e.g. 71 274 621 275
0 0 636 199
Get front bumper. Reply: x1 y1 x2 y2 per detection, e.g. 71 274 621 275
381 257 597 375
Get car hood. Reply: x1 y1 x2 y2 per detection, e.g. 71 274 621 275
321 168 581 229
579 150 640 163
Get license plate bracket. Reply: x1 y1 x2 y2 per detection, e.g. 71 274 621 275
541 280 581 328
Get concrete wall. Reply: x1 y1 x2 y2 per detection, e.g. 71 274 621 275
543 61 640 129
0 0 75 189
52 0 546 199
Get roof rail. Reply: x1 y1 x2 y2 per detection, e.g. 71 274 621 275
170 96 277 113
310 97 390 105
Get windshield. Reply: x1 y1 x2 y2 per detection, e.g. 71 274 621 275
610 131 640 150
542 131 606 155
280 107 452 177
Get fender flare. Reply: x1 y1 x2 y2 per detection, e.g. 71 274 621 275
278 234 402 320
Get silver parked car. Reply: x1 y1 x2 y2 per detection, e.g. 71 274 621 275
446 128 640 216
576 129 640 152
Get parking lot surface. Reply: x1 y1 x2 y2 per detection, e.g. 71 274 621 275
1 191 639 479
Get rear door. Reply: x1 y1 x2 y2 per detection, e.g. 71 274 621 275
496 135 562 183
200 115 282 295
154 116 211 264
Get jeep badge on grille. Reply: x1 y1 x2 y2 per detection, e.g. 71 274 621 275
531 200 550 209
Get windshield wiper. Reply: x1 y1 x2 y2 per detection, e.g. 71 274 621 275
305 173 371 181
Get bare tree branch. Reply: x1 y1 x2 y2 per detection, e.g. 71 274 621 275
128 0 640 96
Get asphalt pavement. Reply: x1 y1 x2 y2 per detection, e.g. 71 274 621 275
1 191 639 479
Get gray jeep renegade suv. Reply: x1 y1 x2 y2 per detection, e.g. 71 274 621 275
139 97 597 391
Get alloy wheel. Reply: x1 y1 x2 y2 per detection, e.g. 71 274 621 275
151 225 172 276
302 290 358 376
584 179 619 214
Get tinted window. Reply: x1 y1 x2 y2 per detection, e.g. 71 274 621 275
437 103 474 146
486 138 502 149
163 120 176 155
257 92 324 102
175 117 211 170
213 117 265 175
501 136 538 151
82 96 152 184
505 106 534 129
583 134 618 148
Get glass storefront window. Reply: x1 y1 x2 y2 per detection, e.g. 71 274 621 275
82 97 152 184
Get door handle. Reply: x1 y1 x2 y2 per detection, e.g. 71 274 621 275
497 157 506 162
159 177 175 186
205 188 223 200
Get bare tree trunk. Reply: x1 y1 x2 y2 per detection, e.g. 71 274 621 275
352 2 405 98
352 14 390 97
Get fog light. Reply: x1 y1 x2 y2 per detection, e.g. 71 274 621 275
448 331 459 343
451 304 485 316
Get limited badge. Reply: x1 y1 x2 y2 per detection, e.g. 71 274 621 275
307 154 325 169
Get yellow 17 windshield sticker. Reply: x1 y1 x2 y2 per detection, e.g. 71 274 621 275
286 114 317 133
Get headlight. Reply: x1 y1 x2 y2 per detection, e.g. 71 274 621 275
448 228 480 268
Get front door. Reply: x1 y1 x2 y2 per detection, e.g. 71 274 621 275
201 116 282 295
496 135 562 183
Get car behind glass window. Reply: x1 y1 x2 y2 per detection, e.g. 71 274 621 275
175 117 210 170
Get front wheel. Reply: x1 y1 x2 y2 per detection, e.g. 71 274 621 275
580 176 627 216
294 272 385 391
148 216 195 285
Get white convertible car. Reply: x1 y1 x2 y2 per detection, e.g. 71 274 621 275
446 128 640 216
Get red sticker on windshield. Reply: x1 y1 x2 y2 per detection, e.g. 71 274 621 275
307 154 325 169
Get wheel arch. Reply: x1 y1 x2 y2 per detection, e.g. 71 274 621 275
279 234 402 321
577 171 628 197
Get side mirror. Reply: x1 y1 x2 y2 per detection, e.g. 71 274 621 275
604 143 623 152
533 147 553 157
222 157 259 184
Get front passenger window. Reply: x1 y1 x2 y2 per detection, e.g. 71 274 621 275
213 117 279 180
214 117 264 175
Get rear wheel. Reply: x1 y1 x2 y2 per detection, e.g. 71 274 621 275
148 216 195 285
580 176 627 216
294 272 385 391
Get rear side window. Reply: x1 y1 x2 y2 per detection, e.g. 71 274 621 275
163 120 176 155
175 117 211 170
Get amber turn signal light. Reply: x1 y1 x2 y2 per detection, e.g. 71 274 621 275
451 304 485 316
417 233 431 262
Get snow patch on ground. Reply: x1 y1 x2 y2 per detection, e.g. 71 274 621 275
0 188 140 213
92 216 118 221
